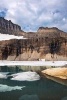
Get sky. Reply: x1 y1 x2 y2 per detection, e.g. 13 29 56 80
0 0 67 32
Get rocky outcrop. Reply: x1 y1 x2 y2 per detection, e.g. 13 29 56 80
42 68 67 79
0 17 25 36
37 27 67 38
0 17 67 61
41 68 67 86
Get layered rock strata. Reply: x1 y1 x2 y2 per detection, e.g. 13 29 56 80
0 17 67 60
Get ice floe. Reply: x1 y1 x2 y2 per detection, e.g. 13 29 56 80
0 84 25 92
0 72 9 79
11 71 40 81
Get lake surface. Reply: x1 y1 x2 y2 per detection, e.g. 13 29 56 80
0 70 67 100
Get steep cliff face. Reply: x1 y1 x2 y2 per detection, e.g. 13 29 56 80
0 36 67 61
0 17 25 36
0 17 67 61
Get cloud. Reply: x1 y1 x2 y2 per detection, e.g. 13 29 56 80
0 0 67 32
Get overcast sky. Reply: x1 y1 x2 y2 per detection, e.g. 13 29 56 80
0 0 67 32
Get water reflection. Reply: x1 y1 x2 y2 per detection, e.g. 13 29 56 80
42 74 67 86
62 96 67 100
0 66 67 100
19 94 39 100
0 65 47 72
0 76 67 100
0 66 21 72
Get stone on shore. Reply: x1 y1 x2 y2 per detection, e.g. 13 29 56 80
42 68 67 79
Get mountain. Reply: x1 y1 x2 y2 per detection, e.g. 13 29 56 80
0 17 67 61
0 17 25 36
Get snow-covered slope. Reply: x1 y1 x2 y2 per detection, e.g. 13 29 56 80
0 33 26 41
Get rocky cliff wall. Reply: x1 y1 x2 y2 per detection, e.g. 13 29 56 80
0 36 67 61
0 17 67 60
0 17 25 36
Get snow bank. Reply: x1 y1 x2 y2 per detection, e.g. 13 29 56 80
0 33 26 41
0 61 67 66
11 71 40 81
0 84 25 92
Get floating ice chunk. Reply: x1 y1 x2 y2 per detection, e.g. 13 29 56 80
0 72 9 79
0 84 25 92
11 71 40 81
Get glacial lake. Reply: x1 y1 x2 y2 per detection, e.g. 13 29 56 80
0 66 67 100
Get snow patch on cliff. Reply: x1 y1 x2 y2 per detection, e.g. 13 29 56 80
0 33 26 41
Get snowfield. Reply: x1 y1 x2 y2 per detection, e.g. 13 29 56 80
0 61 67 66
0 33 26 41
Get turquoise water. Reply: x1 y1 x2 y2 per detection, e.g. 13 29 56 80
0 66 67 100
0 72 67 100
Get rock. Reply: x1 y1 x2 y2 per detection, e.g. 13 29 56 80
0 17 25 36
0 17 67 61
42 68 67 79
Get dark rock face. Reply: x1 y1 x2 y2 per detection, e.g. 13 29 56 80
0 17 23 35
0 17 67 61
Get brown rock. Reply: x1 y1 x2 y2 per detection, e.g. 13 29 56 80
42 68 67 79
0 17 67 61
